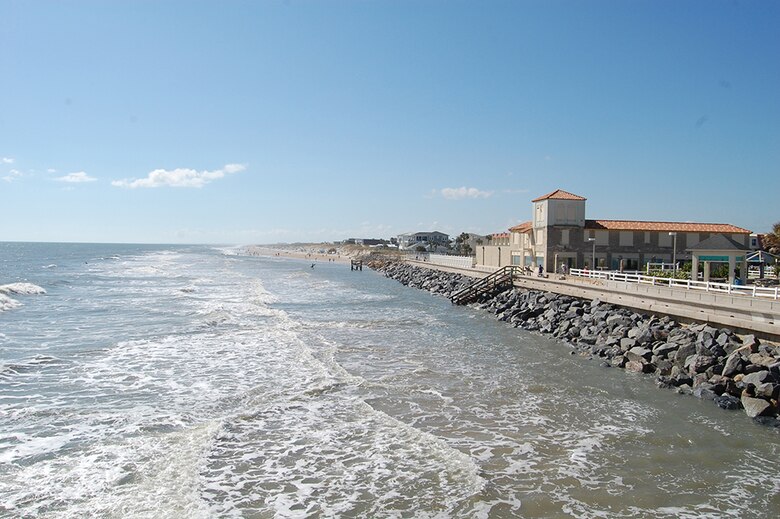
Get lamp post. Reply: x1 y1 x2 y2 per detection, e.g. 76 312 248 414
669 232 677 272
588 237 596 270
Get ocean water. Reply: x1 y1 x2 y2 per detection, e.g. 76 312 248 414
1 243 778 518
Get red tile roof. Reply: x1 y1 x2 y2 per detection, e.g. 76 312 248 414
585 220 751 234
491 232 510 239
509 221 533 233
532 189 587 202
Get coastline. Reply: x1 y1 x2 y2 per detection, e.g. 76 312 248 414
371 260 780 428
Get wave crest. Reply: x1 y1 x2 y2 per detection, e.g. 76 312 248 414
0 283 47 295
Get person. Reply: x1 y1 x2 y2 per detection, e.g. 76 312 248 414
538 264 544 277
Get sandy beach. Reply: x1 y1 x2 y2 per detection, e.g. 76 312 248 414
242 245 356 265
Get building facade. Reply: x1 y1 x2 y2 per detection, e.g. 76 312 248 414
397 231 450 252
478 189 752 273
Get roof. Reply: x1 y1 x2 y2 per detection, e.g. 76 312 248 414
584 220 751 234
532 189 587 202
491 232 510 238
688 234 749 251
509 221 533 233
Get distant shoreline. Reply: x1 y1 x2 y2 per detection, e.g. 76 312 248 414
242 245 353 265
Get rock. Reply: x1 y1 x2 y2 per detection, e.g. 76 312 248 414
610 355 627 368
714 394 742 410
747 353 776 368
620 337 637 351
741 395 772 418
752 416 780 428
652 342 679 358
722 353 744 378
693 387 718 400
626 346 652 363
686 354 716 374
755 383 779 400
625 360 652 373
741 334 759 353
742 370 773 387
674 343 696 368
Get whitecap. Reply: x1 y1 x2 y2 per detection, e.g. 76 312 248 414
0 282 47 295
0 293 21 312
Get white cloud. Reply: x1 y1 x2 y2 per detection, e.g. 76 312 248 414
440 186 493 200
112 163 246 189
56 171 97 183
47 168 58 173
1 157 14 164
2 169 22 182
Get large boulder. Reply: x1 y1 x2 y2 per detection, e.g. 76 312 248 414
741 396 772 418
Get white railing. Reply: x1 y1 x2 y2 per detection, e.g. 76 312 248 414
426 254 475 269
569 269 780 300
749 266 776 278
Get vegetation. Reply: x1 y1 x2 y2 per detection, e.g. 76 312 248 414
763 221 780 254
453 232 474 256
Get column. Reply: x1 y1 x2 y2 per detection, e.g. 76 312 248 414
703 261 711 283
691 254 699 282
728 255 736 285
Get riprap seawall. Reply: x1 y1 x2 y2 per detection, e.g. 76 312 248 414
372 261 780 427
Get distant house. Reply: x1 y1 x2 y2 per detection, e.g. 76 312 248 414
397 231 450 252
354 238 387 246
477 189 751 272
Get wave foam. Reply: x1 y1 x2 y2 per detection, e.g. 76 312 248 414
0 282 47 295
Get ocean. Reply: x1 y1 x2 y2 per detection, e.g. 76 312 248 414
1 242 778 518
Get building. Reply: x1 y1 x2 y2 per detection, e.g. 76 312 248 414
477 189 752 273
397 231 450 252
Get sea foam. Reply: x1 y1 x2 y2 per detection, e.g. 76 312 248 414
0 283 47 295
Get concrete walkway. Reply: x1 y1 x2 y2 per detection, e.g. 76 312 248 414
407 260 780 340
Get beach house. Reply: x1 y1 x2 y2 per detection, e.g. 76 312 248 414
397 231 450 252
476 189 752 274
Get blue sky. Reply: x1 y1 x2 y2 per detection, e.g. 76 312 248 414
1 0 778 244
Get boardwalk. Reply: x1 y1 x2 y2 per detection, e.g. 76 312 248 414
406 261 780 340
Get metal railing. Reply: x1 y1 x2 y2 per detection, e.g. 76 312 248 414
569 269 780 300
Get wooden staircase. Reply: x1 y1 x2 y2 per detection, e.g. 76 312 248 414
450 266 520 305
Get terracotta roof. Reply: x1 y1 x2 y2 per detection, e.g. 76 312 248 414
532 189 587 202
491 232 510 239
584 220 751 234
508 221 533 233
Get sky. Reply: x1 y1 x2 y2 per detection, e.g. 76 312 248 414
1 0 778 244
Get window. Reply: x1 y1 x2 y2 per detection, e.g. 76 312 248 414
686 233 699 247
658 233 672 247
595 230 608 246
561 229 570 245
645 232 651 244
619 231 633 247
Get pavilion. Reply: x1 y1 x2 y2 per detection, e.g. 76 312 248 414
688 234 749 285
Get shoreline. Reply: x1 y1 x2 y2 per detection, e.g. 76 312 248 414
242 245 354 265
370 260 780 428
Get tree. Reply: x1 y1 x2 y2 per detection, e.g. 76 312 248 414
763 221 780 254
454 232 473 255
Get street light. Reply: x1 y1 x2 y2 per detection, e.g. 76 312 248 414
669 232 678 272
587 237 596 270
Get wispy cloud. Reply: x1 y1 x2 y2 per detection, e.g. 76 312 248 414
2 169 23 182
47 168 58 173
1 157 14 164
112 163 246 189
440 186 493 200
502 188 529 195
56 171 97 183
